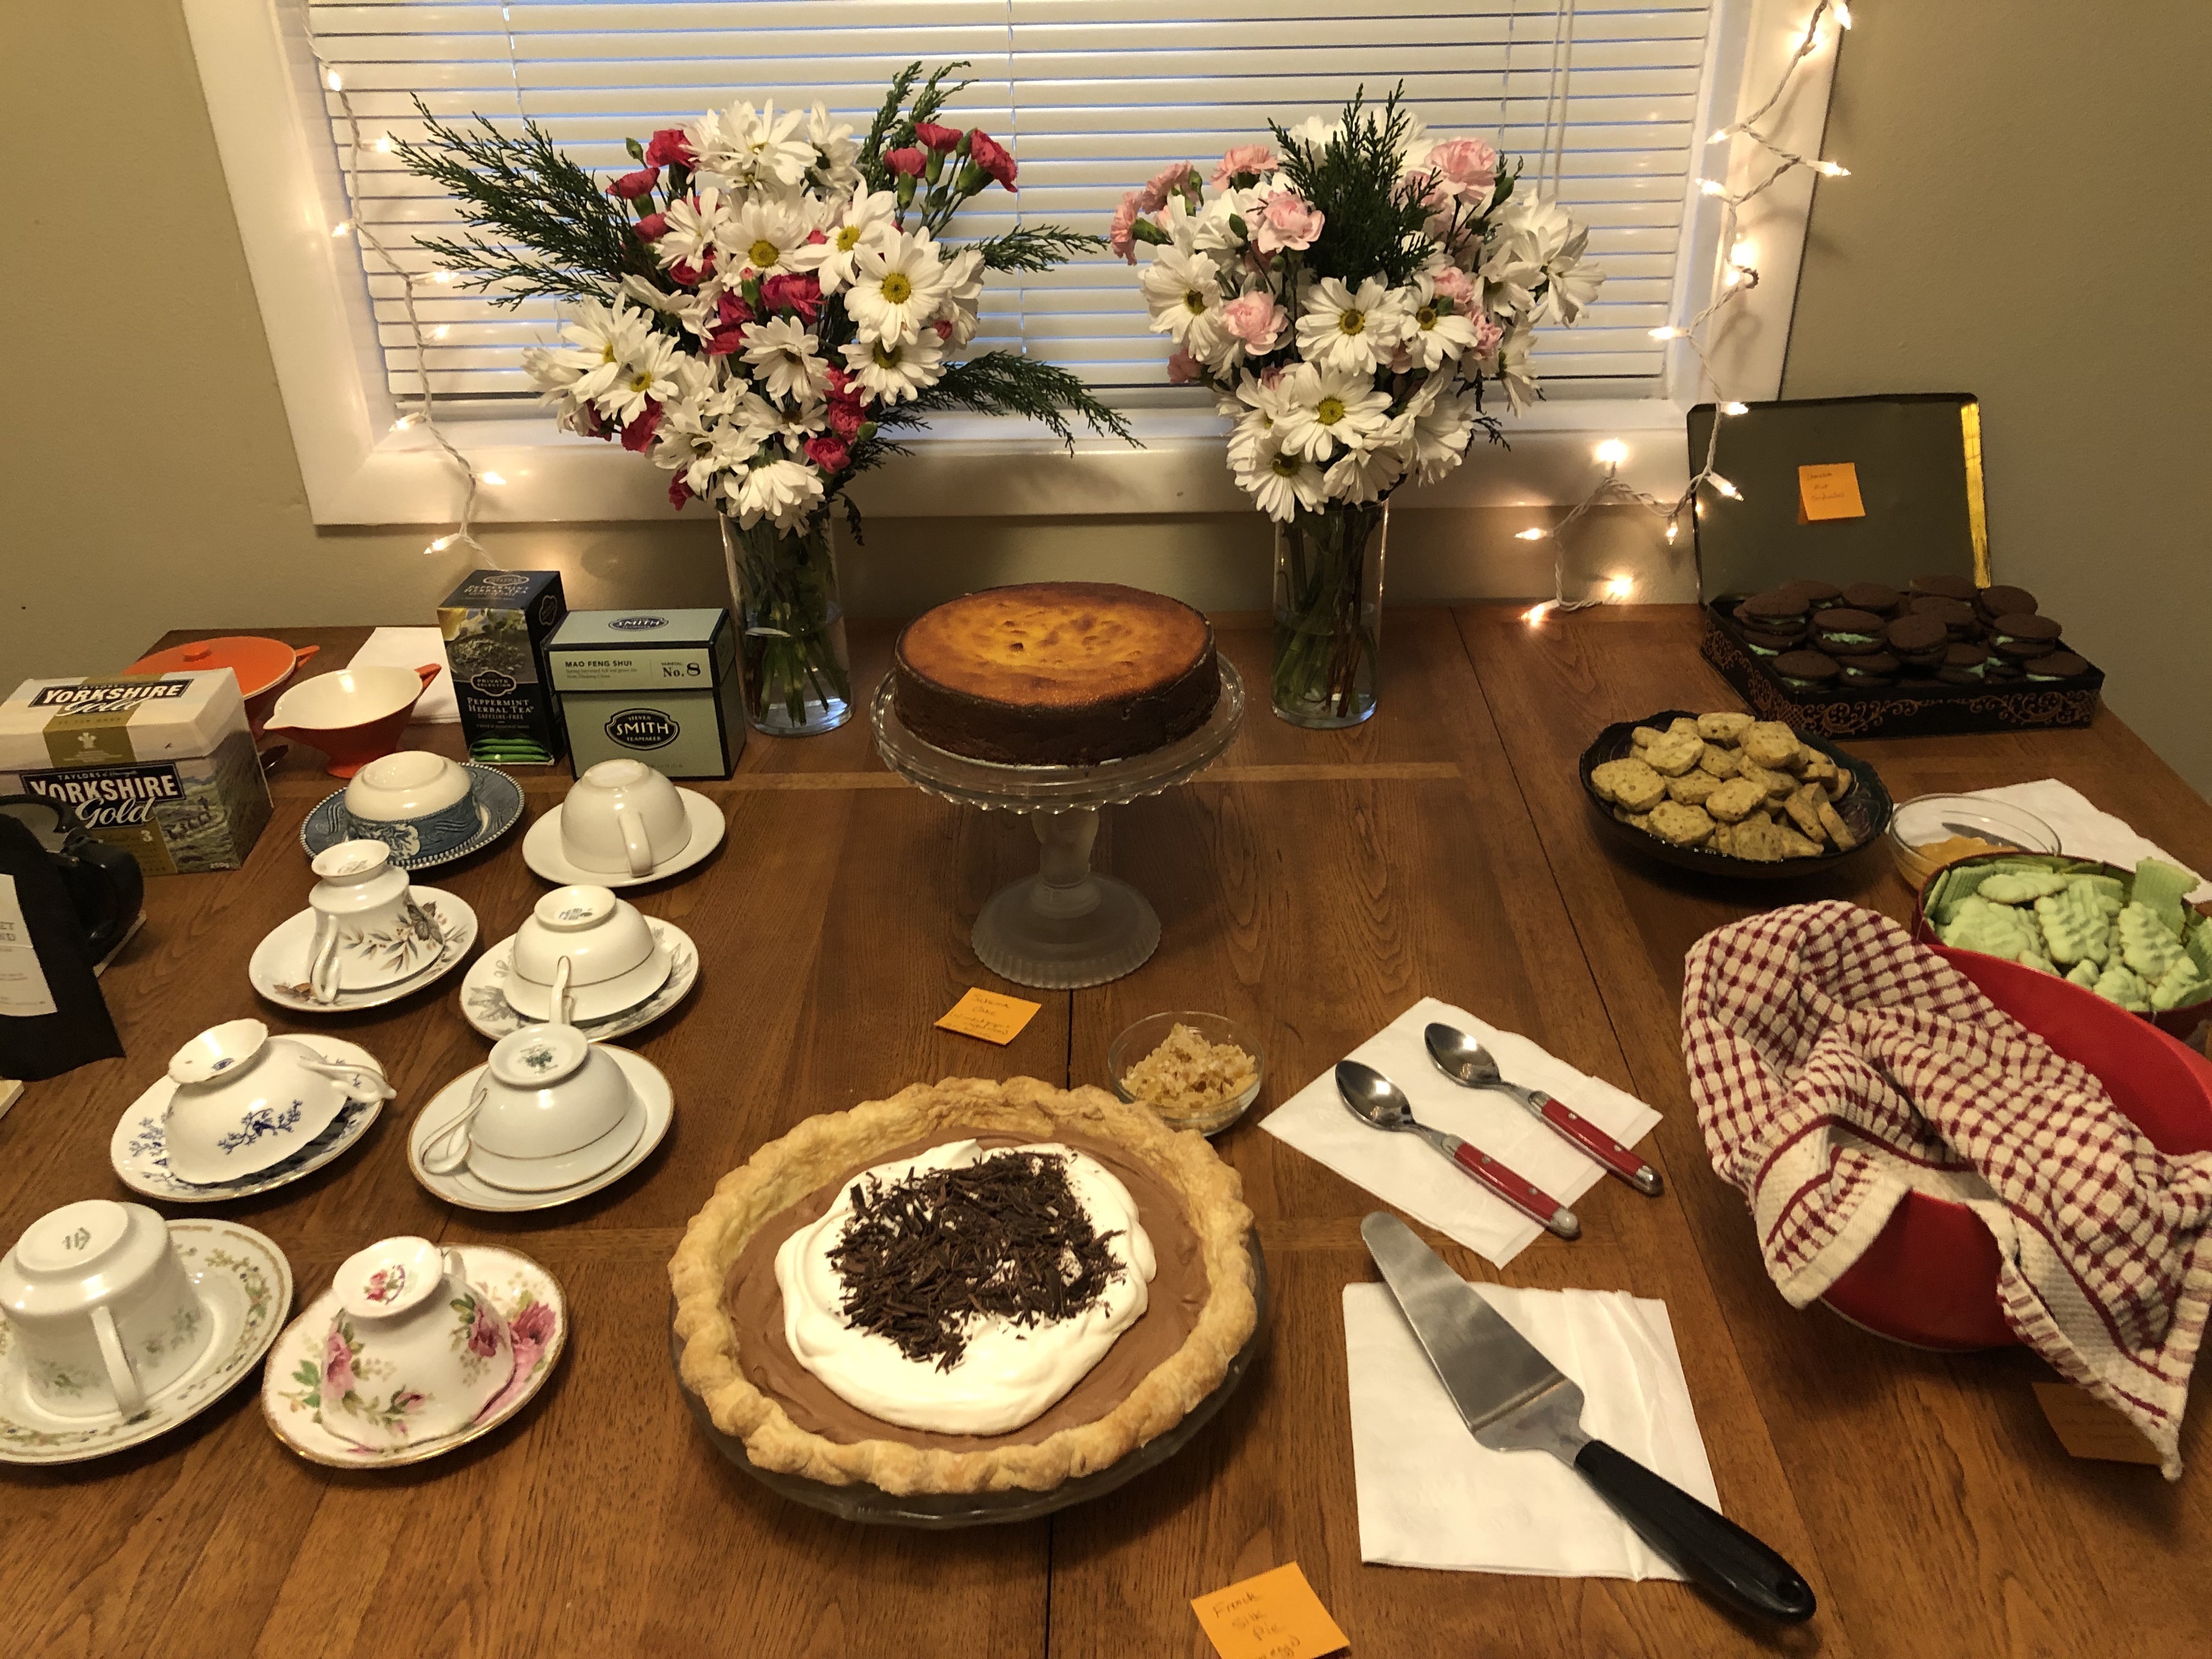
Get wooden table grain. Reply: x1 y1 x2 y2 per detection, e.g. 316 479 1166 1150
3 607 2206 1659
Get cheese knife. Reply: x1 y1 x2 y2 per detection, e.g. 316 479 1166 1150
1361 1211 1816 1624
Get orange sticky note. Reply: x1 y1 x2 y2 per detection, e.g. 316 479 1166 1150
2032 1383 2165 1466
935 987 1042 1045
1191 1562 1349 1659
1797 461 1865 521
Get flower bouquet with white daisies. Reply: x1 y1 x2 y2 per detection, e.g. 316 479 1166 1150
400 63 1126 735
1115 90 1600 725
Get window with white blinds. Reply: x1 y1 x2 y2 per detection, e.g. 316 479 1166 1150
309 0 1715 403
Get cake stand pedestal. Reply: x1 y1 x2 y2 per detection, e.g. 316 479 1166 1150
871 662 1245 990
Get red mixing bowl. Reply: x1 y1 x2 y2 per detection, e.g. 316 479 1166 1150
1820 946 2212 1350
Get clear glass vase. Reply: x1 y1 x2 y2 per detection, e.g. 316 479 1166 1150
1271 501 1387 728
718 507 853 736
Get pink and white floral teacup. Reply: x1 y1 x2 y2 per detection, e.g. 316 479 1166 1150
315 1236 514 1451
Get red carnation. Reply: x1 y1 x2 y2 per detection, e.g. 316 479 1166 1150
644 128 693 169
914 121 962 154
621 402 662 452
826 365 853 396
760 272 822 322
805 435 852 474
885 146 927 177
704 325 746 357
607 167 659 201
825 398 865 439
967 129 1016 191
669 253 713 287
634 212 669 242
718 290 754 328
668 474 693 510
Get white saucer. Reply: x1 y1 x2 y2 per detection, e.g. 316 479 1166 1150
261 1244 565 1469
458 917 697 1041
110 1038 386 1203
249 889 478 1013
1 1220 292 1465
406 1046 673 1212
521 789 726 888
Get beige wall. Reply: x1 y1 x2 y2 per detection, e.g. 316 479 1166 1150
3 3 2204 793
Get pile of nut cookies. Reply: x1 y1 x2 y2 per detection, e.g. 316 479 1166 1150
1589 713 1859 860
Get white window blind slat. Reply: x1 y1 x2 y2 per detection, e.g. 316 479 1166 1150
309 0 1714 398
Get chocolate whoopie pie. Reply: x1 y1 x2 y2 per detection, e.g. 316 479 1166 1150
1733 591 1810 651
2027 650 2090 680
1910 573 1979 603
1975 584 2038 624
1886 613 1949 668
1838 651 1900 687
1908 595 1979 640
1984 660 2025 681
1810 607 1887 655
1937 642 1990 685
1773 650 1841 689
1989 613 2063 660
1783 578 1846 608
1841 582 1903 618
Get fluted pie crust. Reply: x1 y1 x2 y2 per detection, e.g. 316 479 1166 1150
669 1076 1258 1494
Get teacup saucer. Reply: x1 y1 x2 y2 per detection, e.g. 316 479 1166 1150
521 789 726 888
405 1046 673 1212
110 1038 385 1203
249 889 478 1013
260 1244 565 1469
301 764 525 871
458 917 697 1041
0 1220 291 1465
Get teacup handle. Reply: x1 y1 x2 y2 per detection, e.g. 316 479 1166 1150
421 1075 487 1175
442 1246 470 1284
307 912 343 1005
91 1306 145 1419
299 1057 397 1100
615 800 654 878
551 955 575 1027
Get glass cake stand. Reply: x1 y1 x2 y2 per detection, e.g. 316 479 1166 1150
870 661 1245 989
669 1238 1268 1528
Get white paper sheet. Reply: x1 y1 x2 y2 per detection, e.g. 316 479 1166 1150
1965 779 2210 902
348 628 459 723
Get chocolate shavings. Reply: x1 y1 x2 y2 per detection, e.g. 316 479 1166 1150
827 1150 1124 1370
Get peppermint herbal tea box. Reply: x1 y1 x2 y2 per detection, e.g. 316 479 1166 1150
0 672 272 876
438 569 569 766
546 609 744 779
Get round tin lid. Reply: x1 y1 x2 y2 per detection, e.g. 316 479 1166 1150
125 635 306 699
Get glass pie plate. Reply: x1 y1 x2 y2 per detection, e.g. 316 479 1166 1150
669 1234 1268 1527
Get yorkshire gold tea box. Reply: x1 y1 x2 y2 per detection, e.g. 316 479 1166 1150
0 672 272 875
437 569 569 765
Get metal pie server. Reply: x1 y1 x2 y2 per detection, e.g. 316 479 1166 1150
1361 1212 1816 1624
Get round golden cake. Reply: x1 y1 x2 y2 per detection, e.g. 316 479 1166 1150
668 1076 1257 1495
891 582 1220 765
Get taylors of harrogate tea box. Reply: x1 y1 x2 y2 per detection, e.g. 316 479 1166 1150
545 609 743 779
0 672 272 876
437 569 569 765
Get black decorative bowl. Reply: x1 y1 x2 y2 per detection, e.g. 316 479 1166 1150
1577 709 1894 882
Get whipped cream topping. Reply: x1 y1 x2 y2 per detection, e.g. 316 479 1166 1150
775 1139 1157 1435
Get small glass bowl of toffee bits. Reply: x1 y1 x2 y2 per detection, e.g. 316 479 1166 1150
1109 1012 1264 1136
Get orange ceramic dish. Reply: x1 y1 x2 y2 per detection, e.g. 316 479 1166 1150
126 636 320 731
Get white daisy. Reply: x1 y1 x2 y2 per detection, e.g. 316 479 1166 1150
1238 438 1329 522
935 248 985 349
654 405 761 499
741 316 830 402
1283 116 1342 156
1227 371 1301 469
1324 428 1407 504
807 104 862 195
838 331 946 403
1404 381 1478 486
594 329 682 424
730 456 826 532
1272 364 1393 462
813 187 899 295
1488 323 1539 413
1138 245 1225 349
1192 187 1261 256
1295 276 1411 376
527 297 652 405
844 230 951 347
689 100 816 197
653 190 729 275
619 274 712 339
719 198 819 281
764 393 829 452
1401 274 1485 371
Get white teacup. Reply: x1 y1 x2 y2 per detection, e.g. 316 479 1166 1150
560 759 690 878
342 751 482 862
304 839 445 1002
317 1236 515 1449
0 1200 212 1418
424 1020 639 1192
505 885 669 1023
163 1019 394 1186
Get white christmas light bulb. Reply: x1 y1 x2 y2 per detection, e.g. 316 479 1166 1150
1595 439 1628 468
426 535 458 554
432 324 451 339
1816 161 1849 177
1515 528 1547 541
1606 577 1634 599
375 135 393 154
1709 473 1742 500
1522 601 1557 625
1833 1 1854 27
1721 401 1749 416
325 69 344 92
479 471 507 486
330 221 353 238
1698 178 1728 197
1649 325 1684 341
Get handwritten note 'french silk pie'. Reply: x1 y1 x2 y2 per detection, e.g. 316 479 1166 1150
669 1077 1257 1494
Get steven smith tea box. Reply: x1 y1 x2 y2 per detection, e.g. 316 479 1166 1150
437 568 569 765
0 672 272 876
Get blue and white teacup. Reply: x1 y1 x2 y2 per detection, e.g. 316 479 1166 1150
342 751 482 861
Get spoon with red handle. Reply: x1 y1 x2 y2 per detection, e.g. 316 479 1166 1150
1423 1023 1663 1197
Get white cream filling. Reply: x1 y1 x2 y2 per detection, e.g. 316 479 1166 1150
775 1139 1156 1436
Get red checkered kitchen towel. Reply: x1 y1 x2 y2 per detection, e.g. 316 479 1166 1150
1681 901 2212 1477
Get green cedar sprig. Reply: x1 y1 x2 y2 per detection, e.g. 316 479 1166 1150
1267 84 1436 288
875 354 1136 449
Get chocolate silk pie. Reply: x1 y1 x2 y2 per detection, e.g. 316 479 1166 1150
670 1077 1257 1494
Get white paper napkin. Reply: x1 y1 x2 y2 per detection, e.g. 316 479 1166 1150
1345 1280 1719 1579
1963 779 2210 903
347 627 459 723
1260 997 1662 1266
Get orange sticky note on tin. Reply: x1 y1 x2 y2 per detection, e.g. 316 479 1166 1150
1797 461 1865 521
1192 1562 1349 1659
935 987 1042 1045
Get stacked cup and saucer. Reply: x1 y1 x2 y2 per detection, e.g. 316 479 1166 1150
302 748 524 871
415 956 674 1211
461 881 696 1042
261 1234 565 1467
110 1018 396 1201
250 836 478 1013
1 1198 291 1464
522 759 723 888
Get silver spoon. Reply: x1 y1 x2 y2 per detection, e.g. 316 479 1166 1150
1423 1023 1663 1197
1335 1060 1579 1239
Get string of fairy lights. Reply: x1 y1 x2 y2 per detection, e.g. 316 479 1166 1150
1521 0 1854 623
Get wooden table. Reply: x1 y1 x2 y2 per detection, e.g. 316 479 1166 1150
5 607 2208 1658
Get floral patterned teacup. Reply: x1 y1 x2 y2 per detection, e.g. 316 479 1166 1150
162 1019 392 1186
0 1200 211 1418
304 839 446 1002
317 1236 515 1451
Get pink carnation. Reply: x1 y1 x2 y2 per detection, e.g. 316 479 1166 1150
1425 137 1499 200
668 475 693 510
760 272 822 322
1109 190 1146 264
967 129 1017 191
885 146 927 177
1146 162 1197 206
1166 348 1200 386
620 403 662 453
805 435 852 474
669 253 713 288
914 121 962 154
606 167 658 201
1212 145 1277 187
825 397 866 439
634 212 669 242
644 128 693 169
1429 266 1478 309
1469 307 1505 358
1254 191 1324 255
1218 291 1289 354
